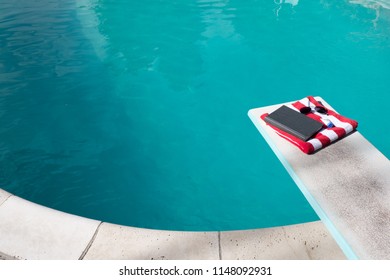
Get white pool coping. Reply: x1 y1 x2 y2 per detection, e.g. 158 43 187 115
248 97 390 260
0 188 345 260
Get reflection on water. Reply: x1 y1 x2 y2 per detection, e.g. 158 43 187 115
95 0 206 90
274 0 300 17
76 0 109 61
349 0 390 26
350 0 390 9
199 0 237 39
0 0 132 216
92 0 390 91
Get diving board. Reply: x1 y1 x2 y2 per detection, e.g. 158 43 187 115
248 97 390 260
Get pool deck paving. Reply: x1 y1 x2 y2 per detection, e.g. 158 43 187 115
0 189 11 207
248 97 390 259
0 194 100 260
0 190 345 260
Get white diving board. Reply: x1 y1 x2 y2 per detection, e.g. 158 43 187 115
248 97 390 260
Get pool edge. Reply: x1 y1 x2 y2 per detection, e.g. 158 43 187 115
0 188 345 260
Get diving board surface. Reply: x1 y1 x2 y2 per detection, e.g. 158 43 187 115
248 97 390 259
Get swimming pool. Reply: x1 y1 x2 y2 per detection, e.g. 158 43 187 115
0 0 389 231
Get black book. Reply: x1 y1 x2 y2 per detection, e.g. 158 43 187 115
264 105 323 141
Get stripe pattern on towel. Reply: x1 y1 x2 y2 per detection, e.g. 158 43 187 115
260 96 358 154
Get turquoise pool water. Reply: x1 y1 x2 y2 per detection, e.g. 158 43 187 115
0 0 389 231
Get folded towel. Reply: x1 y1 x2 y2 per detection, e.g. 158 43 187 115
260 96 358 154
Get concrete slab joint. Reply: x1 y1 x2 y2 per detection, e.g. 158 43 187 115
0 189 12 207
0 194 101 260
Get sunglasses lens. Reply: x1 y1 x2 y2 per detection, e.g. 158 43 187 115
300 107 311 114
315 106 328 114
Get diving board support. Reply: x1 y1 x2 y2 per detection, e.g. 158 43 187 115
248 97 390 260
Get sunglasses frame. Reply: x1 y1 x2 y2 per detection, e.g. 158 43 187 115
299 105 328 115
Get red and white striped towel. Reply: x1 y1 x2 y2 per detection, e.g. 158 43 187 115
260 96 358 154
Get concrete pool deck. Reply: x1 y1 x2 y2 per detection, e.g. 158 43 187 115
0 188 345 260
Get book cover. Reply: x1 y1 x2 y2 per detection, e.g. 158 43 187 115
264 105 323 141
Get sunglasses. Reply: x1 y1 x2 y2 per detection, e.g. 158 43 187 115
299 101 334 127
299 100 328 115
299 106 328 115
